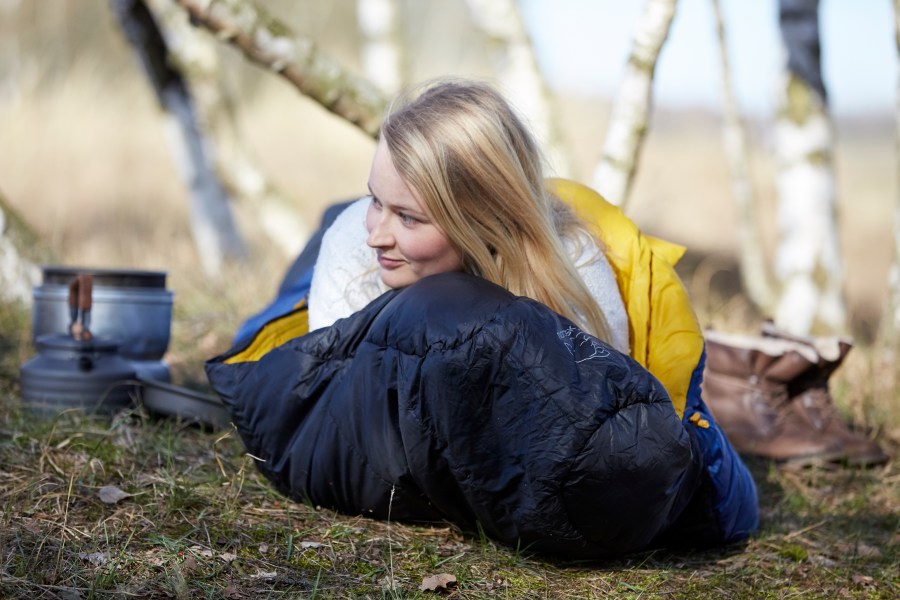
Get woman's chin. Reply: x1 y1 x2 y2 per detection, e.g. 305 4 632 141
379 269 412 290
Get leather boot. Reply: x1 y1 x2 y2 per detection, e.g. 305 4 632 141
702 329 887 466
760 323 888 467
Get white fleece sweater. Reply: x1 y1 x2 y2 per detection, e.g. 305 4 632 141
308 197 631 355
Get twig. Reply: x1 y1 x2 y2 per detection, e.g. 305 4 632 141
783 519 828 541
175 0 387 138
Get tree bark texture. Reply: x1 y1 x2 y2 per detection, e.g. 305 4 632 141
0 0 23 104
590 0 678 208
111 0 247 276
710 0 775 313
145 0 312 258
176 0 388 139
883 0 900 344
773 0 846 335
357 0 404 95
464 0 573 178
0 189 55 305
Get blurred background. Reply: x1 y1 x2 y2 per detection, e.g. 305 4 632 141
0 0 894 362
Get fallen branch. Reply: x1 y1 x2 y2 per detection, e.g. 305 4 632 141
175 0 388 138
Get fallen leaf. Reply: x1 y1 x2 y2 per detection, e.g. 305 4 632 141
180 556 200 574
222 585 244 599
258 542 269 554
851 574 875 587
420 573 457 592
78 552 109 566
855 543 881 558
220 552 238 563
250 570 277 579
189 545 213 558
97 485 130 504
299 541 322 549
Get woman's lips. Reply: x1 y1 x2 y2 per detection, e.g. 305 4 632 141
377 254 404 269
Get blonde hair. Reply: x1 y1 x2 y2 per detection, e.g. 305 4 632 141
380 78 612 342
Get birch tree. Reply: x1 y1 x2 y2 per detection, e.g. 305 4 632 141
772 0 845 335
0 0 23 103
590 0 679 207
143 0 312 258
883 0 900 345
710 0 775 312
0 189 54 305
357 0 403 95
111 0 246 276
464 0 572 177
175 0 388 139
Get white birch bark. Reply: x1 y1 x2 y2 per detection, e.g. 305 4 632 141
112 0 247 276
357 0 403 95
590 0 678 207
176 0 388 139
464 0 572 177
0 0 22 103
146 0 311 258
883 0 900 342
0 190 53 305
710 0 775 312
773 0 845 335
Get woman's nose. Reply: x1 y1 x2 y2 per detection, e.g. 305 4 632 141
366 213 393 249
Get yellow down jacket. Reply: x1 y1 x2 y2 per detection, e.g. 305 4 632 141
547 178 703 420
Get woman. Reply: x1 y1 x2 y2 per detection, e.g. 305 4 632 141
307 79 629 354
208 78 758 558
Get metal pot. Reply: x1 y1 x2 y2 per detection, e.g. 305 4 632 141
19 334 137 415
31 266 173 381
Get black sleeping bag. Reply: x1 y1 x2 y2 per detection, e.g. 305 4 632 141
206 272 707 558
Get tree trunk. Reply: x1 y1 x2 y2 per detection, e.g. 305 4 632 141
0 188 55 305
176 0 388 139
590 0 678 207
464 0 573 178
144 0 312 258
0 0 23 104
357 0 404 95
111 0 247 277
710 0 775 312
882 0 900 344
773 0 846 335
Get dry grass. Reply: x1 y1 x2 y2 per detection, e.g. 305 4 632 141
0 390 897 598
0 56 898 598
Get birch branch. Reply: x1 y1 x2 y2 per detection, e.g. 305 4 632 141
146 0 312 257
0 189 54 305
590 0 678 208
710 0 775 312
464 0 573 178
175 0 388 139
112 0 247 276
357 0 404 95
882 0 900 344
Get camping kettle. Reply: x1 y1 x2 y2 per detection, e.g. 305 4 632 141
31 265 173 381
19 274 137 415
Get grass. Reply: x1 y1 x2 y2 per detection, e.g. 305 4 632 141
0 297 898 599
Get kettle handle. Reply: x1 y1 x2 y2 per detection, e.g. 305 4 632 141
68 274 94 341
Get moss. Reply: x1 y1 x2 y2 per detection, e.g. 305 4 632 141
781 74 826 125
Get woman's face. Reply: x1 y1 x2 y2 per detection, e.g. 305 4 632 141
365 138 463 289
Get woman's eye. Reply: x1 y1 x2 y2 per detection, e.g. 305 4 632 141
370 196 382 210
398 212 418 225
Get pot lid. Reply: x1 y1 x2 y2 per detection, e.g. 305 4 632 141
35 333 121 353
41 266 167 288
